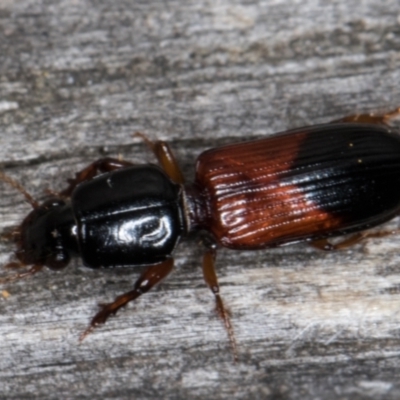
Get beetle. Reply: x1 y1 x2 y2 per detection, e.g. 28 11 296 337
1 107 400 360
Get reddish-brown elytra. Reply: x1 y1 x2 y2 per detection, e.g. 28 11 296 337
1 108 400 361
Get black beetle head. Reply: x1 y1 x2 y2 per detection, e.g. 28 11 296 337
15 198 75 270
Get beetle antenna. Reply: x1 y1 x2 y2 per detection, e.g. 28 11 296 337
0 171 39 209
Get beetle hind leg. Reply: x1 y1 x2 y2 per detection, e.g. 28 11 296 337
310 229 400 251
332 107 400 125
79 258 174 341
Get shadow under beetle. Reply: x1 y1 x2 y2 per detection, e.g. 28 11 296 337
1 108 400 361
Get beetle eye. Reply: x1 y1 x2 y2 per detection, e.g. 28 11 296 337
46 251 70 270
42 198 66 210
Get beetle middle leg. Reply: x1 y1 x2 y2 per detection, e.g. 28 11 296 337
134 132 185 185
79 257 174 341
332 107 400 125
201 241 238 362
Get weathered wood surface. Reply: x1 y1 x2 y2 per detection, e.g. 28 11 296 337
0 0 400 398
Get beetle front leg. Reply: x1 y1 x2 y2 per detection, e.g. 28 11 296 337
202 246 238 362
60 157 135 197
0 264 43 284
79 258 174 341
332 107 400 125
134 132 185 185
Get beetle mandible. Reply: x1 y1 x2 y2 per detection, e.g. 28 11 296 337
1 107 400 360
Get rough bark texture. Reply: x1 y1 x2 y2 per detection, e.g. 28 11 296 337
0 1 400 399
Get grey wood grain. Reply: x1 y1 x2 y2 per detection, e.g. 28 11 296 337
0 0 400 399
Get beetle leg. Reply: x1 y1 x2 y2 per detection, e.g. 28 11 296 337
202 246 238 362
1 226 21 242
60 157 135 197
332 107 400 125
0 264 43 284
79 258 174 341
310 229 400 251
134 132 185 184
0 171 39 209
310 233 367 251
